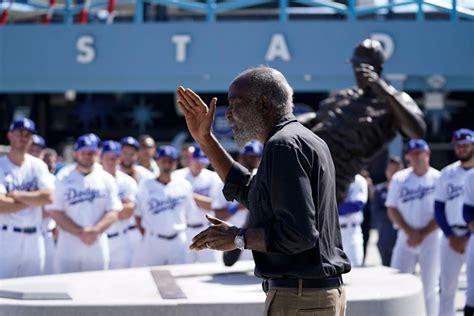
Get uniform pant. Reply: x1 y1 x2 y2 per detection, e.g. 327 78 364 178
439 236 466 316
391 230 441 316
186 226 218 263
43 230 56 275
340 224 363 267
54 231 109 273
132 231 187 267
466 236 474 307
264 286 346 316
108 232 134 269
0 228 45 279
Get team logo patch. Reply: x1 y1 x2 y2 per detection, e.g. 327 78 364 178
400 185 435 203
148 196 185 215
446 184 463 200
65 188 105 205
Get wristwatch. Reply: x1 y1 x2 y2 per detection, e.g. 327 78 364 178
234 228 247 250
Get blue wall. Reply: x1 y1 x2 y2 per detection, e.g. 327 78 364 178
0 21 473 92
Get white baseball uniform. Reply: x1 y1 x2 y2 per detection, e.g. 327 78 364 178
212 185 254 261
0 154 53 279
106 170 138 269
434 161 470 316
42 172 57 275
386 167 441 316
173 167 222 263
132 177 198 267
47 167 122 273
463 170 474 308
338 174 368 267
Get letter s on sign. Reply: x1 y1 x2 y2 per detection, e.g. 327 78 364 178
76 36 95 64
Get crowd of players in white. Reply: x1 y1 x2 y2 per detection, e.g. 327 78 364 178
1 118 473 316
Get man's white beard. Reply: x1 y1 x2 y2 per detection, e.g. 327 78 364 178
232 120 264 148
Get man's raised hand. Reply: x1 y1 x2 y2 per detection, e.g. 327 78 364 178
176 86 217 143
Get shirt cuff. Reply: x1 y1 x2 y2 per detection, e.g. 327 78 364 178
222 162 251 202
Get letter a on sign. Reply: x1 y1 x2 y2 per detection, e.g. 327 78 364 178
265 34 291 62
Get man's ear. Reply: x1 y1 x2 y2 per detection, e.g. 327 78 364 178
259 95 272 116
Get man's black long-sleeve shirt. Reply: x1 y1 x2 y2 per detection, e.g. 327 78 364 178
223 114 351 280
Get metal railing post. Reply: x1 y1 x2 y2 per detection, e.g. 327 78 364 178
450 0 458 21
134 0 143 23
416 0 424 21
348 0 356 21
279 0 288 22
65 0 73 24
207 0 216 22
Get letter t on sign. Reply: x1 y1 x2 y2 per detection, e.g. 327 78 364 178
172 35 191 63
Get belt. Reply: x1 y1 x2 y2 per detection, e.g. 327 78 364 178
2 225 37 234
148 231 179 240
187 223 204 229
340 223 358 229
128 225 137 231
108 227 131 239
263 276 343 292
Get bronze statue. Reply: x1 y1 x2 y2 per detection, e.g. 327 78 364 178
298 39 426 203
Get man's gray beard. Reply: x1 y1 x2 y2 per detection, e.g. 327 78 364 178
232 123 264 148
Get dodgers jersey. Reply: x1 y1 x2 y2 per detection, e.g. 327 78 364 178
465 170 474 208
47 167 122 226
107 170 138 233
135 177 198 236
172 168 222 225
339 174 368 225
434 161 470 228
0 154 54 227
385 167 440 229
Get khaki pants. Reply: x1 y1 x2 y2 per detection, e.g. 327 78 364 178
264 285 346 316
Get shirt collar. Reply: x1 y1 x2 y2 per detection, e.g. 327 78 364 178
266 113 298 142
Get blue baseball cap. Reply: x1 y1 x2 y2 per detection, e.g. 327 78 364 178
192 146 210 164
101 140 122 155
32 135 45 148
83 133 101 146
156 145 178 160
120 136 139 150
74 135 99 152
406 139 430 152
452 128 473 145
9 118 37 134
240 140 263 157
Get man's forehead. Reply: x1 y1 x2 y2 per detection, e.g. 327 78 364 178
228 79 251 101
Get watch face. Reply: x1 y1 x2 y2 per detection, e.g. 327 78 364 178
234 236 245 250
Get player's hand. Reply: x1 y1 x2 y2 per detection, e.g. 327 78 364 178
406 228 423 247
79 227 99 245
355 64 388 96
448 235 469 254
176 86 217 143
189 214 239 251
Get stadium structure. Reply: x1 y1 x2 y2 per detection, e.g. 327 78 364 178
0 0 473 178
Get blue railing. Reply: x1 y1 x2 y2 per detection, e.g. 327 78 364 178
1 0 473 24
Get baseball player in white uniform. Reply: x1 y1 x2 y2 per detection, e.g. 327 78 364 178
132 145 198 266
26 133 57 275
48 135 122 273
434 129 473 316
173 146 222 263
138 135 160 176
338 174 368 267
386 139 441 316
213 140 264 265
462 131 474 316
0 118 54 278
119 136 155 183
101 140 139 269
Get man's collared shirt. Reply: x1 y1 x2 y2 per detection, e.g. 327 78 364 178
223 114 351 280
